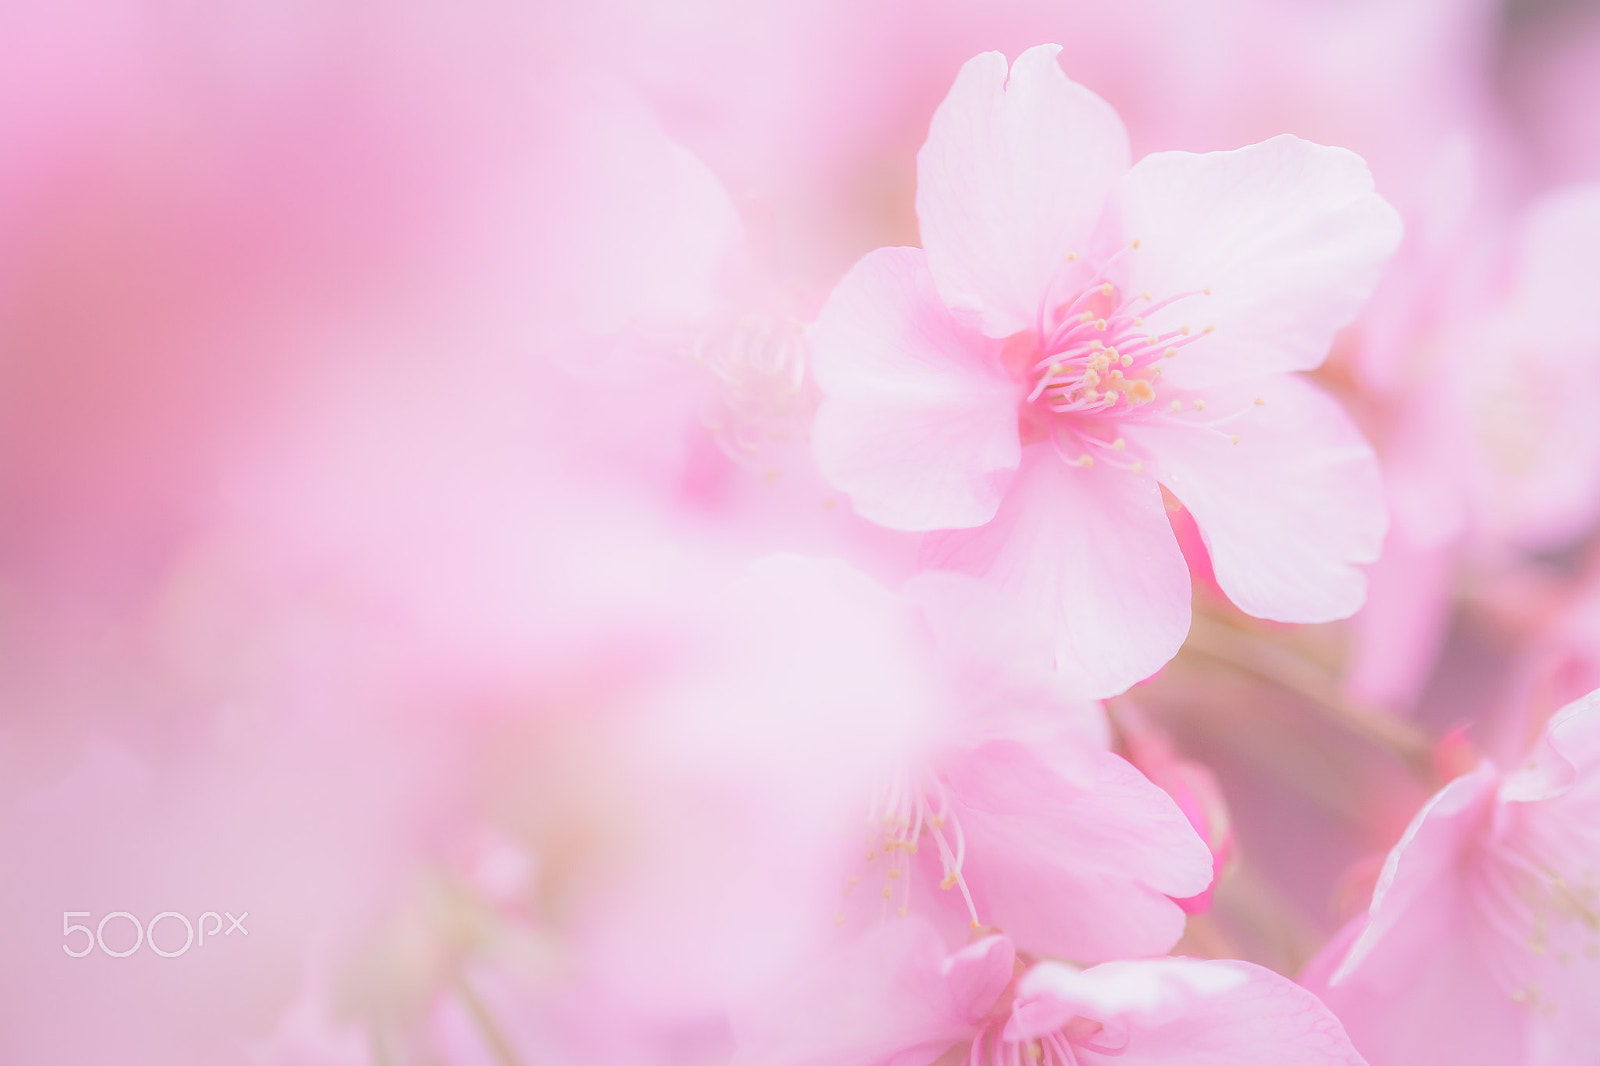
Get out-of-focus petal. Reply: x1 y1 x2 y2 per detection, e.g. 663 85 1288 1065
730 920 987 1066
811 247 1022 531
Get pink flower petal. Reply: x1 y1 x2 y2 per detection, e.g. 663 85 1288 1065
923 445 1191 699
1110 134 1402 390
941 739 1214 961
1331 763 1501 985
1124 374 1385 623
811 246 1022 530
941 935 1016 1024
916 44 1130 339
1015 958 1364 1066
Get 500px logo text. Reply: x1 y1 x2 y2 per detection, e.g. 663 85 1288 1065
62 910 249 958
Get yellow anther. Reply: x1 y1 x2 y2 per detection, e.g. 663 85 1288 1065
940 875 956 889
931 816 945 829
1152 366 1163 377
1194 400 1206 412
1203 324 1214 334
1169 400 1182 412
1140 290 1152 301
1120 354 1133 367
1100 283 1114 296
1132 461 1144 474
1077 454 1094 467
882 887 893 899
866 850 877 862
1203 287 1212 295
898 907 908 918
1230 434 1240 445
1083 369 1100 387
1254 396 1266 406
1133 317 1144 327
1067 252 1077 261
1131 238 1142 249
1089 339 1103 350
971 920 982 930
887 869 901 880
1180 326 1192 335
1094 319 1107 331
1163 347 1177 358
1080 311 1094 323
1105 390 1120 404
1129 380 1154 401
1113 438 1126 450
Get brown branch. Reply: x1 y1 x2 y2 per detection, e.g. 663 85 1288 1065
455 976 526 1066
1180 612 1437 782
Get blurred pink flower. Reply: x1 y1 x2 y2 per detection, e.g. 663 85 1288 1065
1366 184 1600 556
810 44 1398 696
1304 690 1600 1066
737 919 1364 1066
1344 180 1600 712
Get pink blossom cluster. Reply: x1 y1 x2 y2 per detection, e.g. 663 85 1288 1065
3 3 1600 1066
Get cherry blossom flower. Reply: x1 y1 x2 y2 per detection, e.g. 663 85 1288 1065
783 570 1206 964
736 919 1364 1066
809 44 1400 696
1303 689 1600 1066
832 695 1212 962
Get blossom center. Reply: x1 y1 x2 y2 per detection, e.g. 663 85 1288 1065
1008 255 1220 467
1019 279 1205 423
